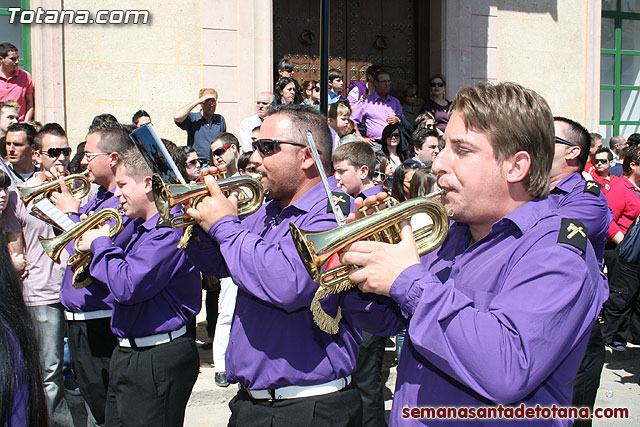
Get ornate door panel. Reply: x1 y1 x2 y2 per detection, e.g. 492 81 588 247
273 0 423 87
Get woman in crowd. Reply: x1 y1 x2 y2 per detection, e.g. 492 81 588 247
174 146 201 182
273 77 303 105
421 73 451 133
380 124 409 172
399 82 425 126
390 162 422 203
301 80 320 109
0 230 48 426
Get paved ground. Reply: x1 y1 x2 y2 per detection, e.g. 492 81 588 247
68 297 640 425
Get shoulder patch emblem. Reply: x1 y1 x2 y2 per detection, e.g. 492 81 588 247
558 218 588 253
584 181 601 196
327 191 351 217
155 216 172 229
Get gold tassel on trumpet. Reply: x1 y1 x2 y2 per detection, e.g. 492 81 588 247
291 192 450 334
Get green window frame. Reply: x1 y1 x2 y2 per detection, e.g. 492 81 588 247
0 0 31 73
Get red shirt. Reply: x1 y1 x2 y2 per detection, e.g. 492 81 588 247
604 175 640 241
584 161 596 178
0 68 33 121
592 173 619 195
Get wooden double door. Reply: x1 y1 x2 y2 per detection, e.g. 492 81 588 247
273 0 430 94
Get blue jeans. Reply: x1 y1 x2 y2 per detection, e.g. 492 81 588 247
28 303 74 426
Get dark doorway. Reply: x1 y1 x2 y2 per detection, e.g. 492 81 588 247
273 0 430 97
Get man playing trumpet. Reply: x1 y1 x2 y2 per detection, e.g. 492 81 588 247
184 104 362 426
76 147 201 426
50 121 139 426
341 82 608 425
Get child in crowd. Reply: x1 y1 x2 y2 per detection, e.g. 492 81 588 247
328 68 345 104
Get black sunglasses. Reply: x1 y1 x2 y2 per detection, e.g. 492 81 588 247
186 158 201 167
431 82 444 88
211 144 233 157
594 158 609 165
43 147 72 158
252 139 307 156
555 136 576 147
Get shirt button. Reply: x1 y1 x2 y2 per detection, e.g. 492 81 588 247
417 364 423 370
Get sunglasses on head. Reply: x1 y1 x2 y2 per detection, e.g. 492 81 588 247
594 158 609 165
211 144 233 157
252 139 307 156
186 158 201 167
43 147 72 158
431 82 444 88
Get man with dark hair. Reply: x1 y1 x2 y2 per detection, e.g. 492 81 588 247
584 132 603 177
406 127 440 170
210 132 241 176
131 109 151 127
5 122 36 183
351 70 405 146
50 120 138 426
76 147 200 426
548 117 611 426
6 122 76 425
174 88 227 162
591 147 618 194
0 42 34 122
342 82 607 425
184 104 362 426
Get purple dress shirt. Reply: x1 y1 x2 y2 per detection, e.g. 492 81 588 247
549 172 612 263
89 213 201 338
346 198 608 426
185 181 361 389
60 186 141 312
350 91 404 140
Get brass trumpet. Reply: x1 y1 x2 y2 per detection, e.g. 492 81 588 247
290 191 450 289
18 170 92 206
152 174 264 228
39 208 123 288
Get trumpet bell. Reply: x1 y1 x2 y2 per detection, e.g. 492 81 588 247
152 174 264 227
18 170 91 206
290 196 450 289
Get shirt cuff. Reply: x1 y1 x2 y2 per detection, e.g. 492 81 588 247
209 215 242 241
389 263 429 317
90 235 113 252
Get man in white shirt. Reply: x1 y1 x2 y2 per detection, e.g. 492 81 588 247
238 92 272 153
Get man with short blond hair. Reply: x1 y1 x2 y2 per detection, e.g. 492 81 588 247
174 87 227 162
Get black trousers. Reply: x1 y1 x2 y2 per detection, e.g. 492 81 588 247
352 331 386 427
105 335 199 427
571 321 606 427
67 317 118 425
603 248 640 345
228 381 362 427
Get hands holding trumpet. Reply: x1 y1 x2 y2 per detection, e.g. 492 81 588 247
340 193 421 297
185 166 241 233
